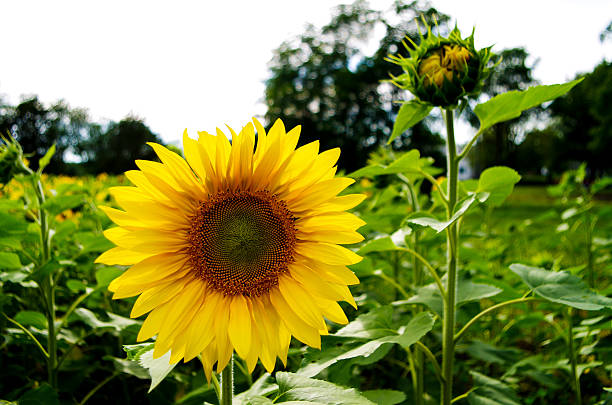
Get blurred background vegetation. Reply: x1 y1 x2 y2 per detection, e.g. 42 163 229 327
1 0 610 181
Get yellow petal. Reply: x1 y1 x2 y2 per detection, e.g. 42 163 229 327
278 277 326 330
130 276 190 318
183 291 222 362
296 242 362 265
269 288 321 349
95 247 154 266
228 295 252 359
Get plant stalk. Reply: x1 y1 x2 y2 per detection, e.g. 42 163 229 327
441 109 458 405
567 309 582 405
32 173 58 389
221 355 234 405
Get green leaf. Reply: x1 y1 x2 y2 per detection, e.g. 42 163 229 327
17 383 59 405
95 267 123 288
73 308 139 332
42 194 86 216
123 343 177 391
0 252 22 270
0 212 28 237
15 310 47 329
476 166 521 207
467 371 520 405
37 144 56 174
406 192 488 232
348 150 422 178
297 312 434 377
510 264 612 310
77 232 115 254
474 79 583 133
335 306 395 339
357 237 398 255
137 345 178 392
400 278 501 315
234 373 279 404
275 372 376 404
388 101 432 144
106 355 149 379
362 390 406 405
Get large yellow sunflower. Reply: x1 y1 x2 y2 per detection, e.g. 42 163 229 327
96 118 365 379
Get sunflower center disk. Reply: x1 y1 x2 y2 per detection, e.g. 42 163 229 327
188 190 296 297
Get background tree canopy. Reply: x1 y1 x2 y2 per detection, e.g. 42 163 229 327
264 0 448 172
264 0 611 179
0 97 163 175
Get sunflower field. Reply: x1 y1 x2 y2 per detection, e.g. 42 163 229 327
1 18 612 405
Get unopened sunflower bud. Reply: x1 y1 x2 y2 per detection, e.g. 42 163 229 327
388 21 495 108
0 135 29 185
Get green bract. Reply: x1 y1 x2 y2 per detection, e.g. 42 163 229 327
0 134 29 185
388 22 496 107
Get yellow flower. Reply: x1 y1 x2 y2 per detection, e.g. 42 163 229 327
96 118 365 380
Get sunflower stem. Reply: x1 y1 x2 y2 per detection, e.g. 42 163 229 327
567 309 582 405
221 355 234 405
441 108 458 405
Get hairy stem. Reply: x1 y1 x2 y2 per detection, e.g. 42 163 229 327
221 356 234 405
441 109 458 405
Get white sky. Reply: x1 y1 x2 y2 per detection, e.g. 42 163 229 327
1 0 610 145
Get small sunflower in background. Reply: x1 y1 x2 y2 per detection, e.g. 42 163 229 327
387 19 496 107
96 118 364 380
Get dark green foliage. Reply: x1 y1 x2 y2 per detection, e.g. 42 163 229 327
77 117 163 174
548 61 612 177
0 96 89 174
264 0 446 172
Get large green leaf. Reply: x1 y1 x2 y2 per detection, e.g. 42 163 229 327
123 343 177 392
275 372 376 404
476 166 521 207
349 150 422 178
297 312 434 377
0 252 22 270
467 371 521 405
335 306 395 339
362 390 406 405
388 101 432 144
15 311 47 330
357 237 398 255
474 79 583 133
406 192 489 232
510 264 612 310
42 194 86 216
400 278 501 315
17 383 59 405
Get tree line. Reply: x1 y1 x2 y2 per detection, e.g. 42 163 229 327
1 1 610 179
264 0 612 180
0 96 163 175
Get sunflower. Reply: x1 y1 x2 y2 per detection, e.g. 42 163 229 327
96 118 365 379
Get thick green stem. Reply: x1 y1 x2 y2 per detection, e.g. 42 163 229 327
567 309 582 405
441 109 458 405
31 173 57 389
221 356 234 405
406 181 425 405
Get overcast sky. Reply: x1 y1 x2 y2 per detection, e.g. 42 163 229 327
1 0 610 145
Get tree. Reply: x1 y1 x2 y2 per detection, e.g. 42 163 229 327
264 0 448 172
0 96 89 173
77 116 163 174
463 47 539 174
548 61 612 177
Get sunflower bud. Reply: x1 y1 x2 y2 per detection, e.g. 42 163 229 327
388 22 495 107
0 134 29 185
